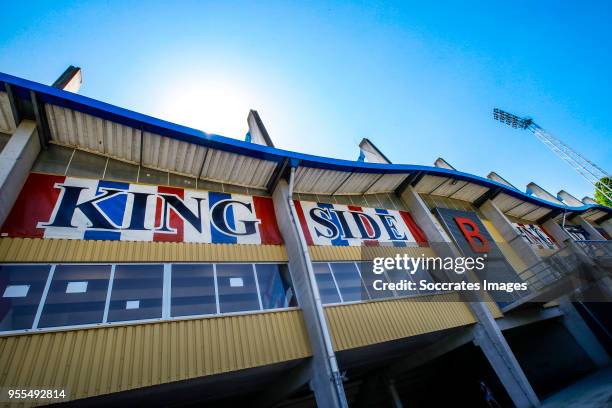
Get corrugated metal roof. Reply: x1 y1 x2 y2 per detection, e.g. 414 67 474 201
294 167 351 194
325 293 476 351
142 131 206 175
0 310 310 404
200 148 277 188
449 183 489 202
46 104 141 163
45 104 277 188
365 173 408 194
0 238 288 263
414 175 449 194
0 92 16 134
1 72 609 219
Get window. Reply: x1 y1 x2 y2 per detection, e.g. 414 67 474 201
32 144 73 175
171 264 216 317
358 261 393 300
107 265 163 322
0 262 295 334
256 264 296 309
169 173 197 189
313 263 341 304
216 264 260 313
38 265 111 328
329 263 367 302
138 167 168 185
104 159 139 183
66 150 107 179
0 265 50 331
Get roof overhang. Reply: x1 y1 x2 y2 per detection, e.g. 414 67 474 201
1 71 610 220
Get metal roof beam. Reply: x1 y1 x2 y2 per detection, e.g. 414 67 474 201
247 110 274 147
359 138 392 164
3 83 21 126
434 157 456 170
52 66 82 93
394 171 423 196
536 208 562 225
29 91 50 148
473 187 503 208
266 158 290 193
363 172 386 194
331 171 354 195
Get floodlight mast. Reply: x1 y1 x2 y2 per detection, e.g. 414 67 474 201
493 108 612 204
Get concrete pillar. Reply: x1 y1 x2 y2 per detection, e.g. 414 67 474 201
543 218 571 245
558 300 610 368
246 110 274 147
473 322 541 407
0 120 40 227
574 216 606 240
359 138 391 164
480 200 542 267
271 179 348 408
399 186 458 258
526 182 564 205
398 186 540 407
599 219 612 238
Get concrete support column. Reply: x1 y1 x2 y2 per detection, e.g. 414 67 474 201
479 199 542 267
399 186 540 407
574 216 606 240
0 120 40 227
558 300 610 368
473 311 541 408
598 219 612 237
543 218 571 245
399 186 459 259
271 179 348 408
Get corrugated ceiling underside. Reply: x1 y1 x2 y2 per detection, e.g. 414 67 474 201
45 104 277 188
0 92 16 134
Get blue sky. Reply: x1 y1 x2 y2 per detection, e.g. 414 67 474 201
1 1 610 200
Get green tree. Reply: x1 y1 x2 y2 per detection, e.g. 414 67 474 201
594 177 612 207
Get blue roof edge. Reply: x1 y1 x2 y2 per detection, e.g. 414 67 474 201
1 71 609 217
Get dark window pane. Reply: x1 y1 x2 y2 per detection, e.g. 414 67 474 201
171 264 216 317
107 265 163 322
216 264 260 313
169 173 197 189
139 167 168 185
197 179 225 193
358 262 394 300
329 263 367 302
0 265 50 331
256 264 296 309
104 159 139 183
38 264 110 328
0 133 10 154
313 263 340 304
32 144 73 175
222 184 248 195
66 150 107 179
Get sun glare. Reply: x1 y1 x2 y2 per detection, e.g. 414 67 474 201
155 77 255 138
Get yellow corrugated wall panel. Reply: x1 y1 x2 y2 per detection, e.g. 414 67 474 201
324 293 476 351
0 238 287 263
0 310 310 404
309 245 436 261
